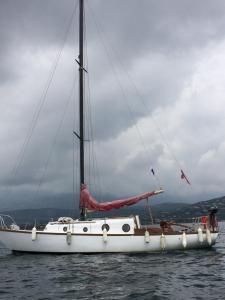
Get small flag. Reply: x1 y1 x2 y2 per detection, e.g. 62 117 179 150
181 169 191 185
151 168 155 176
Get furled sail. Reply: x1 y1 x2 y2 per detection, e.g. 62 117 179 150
80 184 164 212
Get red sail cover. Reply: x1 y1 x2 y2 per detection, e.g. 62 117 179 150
80 184 164 212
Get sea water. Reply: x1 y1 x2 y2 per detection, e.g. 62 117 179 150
0 224 225 300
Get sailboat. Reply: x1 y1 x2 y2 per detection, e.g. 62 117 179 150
0 0 219 253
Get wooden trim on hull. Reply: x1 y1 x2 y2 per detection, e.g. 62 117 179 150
0 228 219 236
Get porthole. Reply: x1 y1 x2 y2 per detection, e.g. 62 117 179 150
122 224 130 232
83 227 88 232
102 224 110 232
63 226 67 232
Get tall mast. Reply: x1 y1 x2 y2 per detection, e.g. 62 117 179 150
79 0 85 220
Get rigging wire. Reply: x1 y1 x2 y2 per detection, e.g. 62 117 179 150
84 7 103 200
108 48 184 172
32 77 78 203
87 1 161 189
87 1 188 187
7 1 79 196
73 88 80 214
73 78 77 212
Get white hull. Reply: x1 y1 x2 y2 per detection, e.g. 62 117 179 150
0 229 218 253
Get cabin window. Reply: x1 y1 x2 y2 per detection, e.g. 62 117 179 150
83 227 88 232
63 226 67 232
102 224 110 232
122 224 130 232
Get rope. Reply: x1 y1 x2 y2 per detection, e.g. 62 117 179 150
146 199 154 224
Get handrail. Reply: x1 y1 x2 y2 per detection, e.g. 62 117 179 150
0 216 7 228
0 214 18 229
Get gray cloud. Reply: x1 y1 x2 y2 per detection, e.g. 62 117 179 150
0 0 225 210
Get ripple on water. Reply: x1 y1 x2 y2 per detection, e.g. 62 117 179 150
0 228 225 299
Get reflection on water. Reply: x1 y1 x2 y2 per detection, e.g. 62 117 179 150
0 224 225 300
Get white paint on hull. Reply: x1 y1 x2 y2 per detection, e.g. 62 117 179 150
0 229 218 253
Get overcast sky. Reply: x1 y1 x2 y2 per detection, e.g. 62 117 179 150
1 0 225 209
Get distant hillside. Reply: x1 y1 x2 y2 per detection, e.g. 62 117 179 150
1 195 225 226
174 195 225 222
